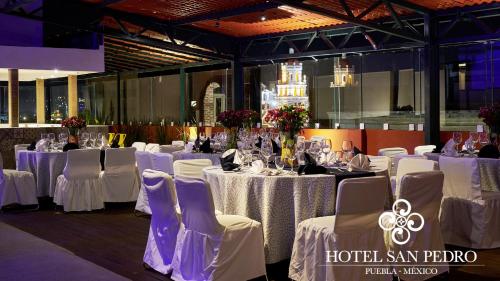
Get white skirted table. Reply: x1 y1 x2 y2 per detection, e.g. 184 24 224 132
203 167 338 263
425 153 500 192
17 151 67 197
172 151 222 165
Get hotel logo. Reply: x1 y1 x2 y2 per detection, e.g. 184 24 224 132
378 199 424 245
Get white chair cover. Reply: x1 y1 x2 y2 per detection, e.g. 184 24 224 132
393 158 437 197
151 153 174 175
368 155 391 171
310 135 325 142
0 153 37 207
135 151 154 214
145 143 160 153
14 144 30 170
131 142 146 151
173 159 212 179
289 176 390 281
171 140 185 147
414 145 436 156
159 145 184 154
378 147 408 157
53 149 103 212
172 177 266 281
142 169 180 274
100 147 140 202
382 171 448 281
439 156 500 248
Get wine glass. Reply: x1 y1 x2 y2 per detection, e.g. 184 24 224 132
242 141 253 168
261 138 273 169
479 132 489 147
321 139 332 165
81 132 90 148
48 133 56 151
296 141 306 165
308 141 321 163
469 132 479 153
453 132 463 153
89 132 97 148
275 155 285 173
342 140 353 162
40 133 48 141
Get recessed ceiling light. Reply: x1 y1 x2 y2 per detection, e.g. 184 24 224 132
260 15 267 21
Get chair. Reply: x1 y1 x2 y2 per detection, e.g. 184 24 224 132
0 153 37 208
142 169 180 274
14 144 30 170
171 140 185 147
159 145 184 154
382 171 448 281
439 156 500 248
310 135 325 142
377 147 409 176
151 153 174 175
145 143 160 153
135 151 154 214
53 149 103 212
414 145 436 156
172 177 266 281
377 147 408 157
132 142 146 151
289 176 390 281
392 158 437 197
173 159 212 179
100 147 140 202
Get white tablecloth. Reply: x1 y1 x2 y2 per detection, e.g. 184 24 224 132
425 153 500 192
172 151 222 165
17 151 67 197
203 167 338 263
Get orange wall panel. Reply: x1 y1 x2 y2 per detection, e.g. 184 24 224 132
365 129 425 155
301 129 364 152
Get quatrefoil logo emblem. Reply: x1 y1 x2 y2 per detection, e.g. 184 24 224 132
378 199 424 245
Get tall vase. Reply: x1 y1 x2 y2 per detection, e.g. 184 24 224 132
280 131 296 164
225 127 238 149
67 128 79 144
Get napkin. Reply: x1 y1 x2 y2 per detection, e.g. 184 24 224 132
27 141 36 151
349 154 371 171
462 136 474 152
298 153 327 175
199 138 213 153
220 149 240 171
478 144 500 159
185 142 194 152
250 160 265 174
35 139 48 152
63 143 80 152
441 138 458 157
353 146 364 156
101 135 109 148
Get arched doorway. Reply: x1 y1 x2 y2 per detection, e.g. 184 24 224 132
203 82 225 126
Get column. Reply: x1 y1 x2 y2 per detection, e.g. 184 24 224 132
36 79 45 123
8 69 19 127
423 13 440 145
179 67 186 123
68 75 78 117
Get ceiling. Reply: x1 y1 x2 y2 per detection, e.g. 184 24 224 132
85 0 499 37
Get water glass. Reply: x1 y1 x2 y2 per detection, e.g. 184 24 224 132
275 156 285 173
41 133 48 141
261 139 273 168
321 139 332 164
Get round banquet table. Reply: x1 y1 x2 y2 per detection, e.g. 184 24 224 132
17 150 67 197
203 167 338 263
172 151 222 165
425 152 500 192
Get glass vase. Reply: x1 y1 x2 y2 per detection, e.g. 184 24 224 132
67 128 79 144
225 127 238 150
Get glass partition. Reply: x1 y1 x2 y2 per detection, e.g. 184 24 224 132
19 85 36 123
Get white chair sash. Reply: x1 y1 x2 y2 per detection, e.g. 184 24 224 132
173 159 212 179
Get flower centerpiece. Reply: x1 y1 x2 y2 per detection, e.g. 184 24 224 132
264 105 310 160
216 109 260 149
478 104 500 144
61 116 87 143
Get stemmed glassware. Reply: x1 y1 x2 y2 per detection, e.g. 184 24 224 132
89 132 97 148
452 132 463 152
468 132 479 155
342 140 353 162
80 132 90 148
95 133 103 148
275 156 285 173
296 141 306 165
260 138 273 169
40 133 48 141
48 133 55 151
321 139 332 165
59 132 68 149
308 141 321 163
242 141 253 168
